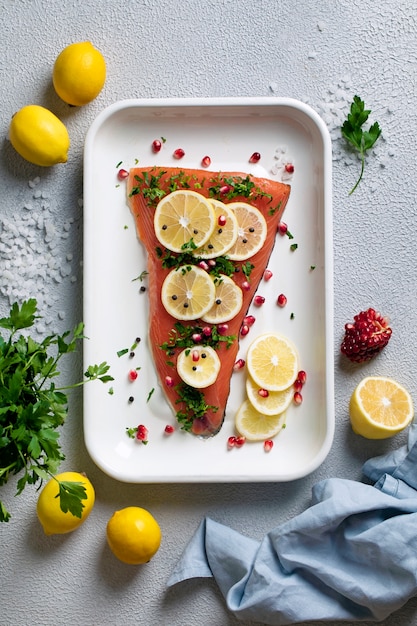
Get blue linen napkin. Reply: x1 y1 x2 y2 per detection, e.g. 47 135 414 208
167 423 417 624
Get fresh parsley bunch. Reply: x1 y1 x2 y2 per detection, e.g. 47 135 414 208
341 95 382 195
0 299 113 522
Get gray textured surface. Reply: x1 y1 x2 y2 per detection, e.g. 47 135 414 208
1 1 417 625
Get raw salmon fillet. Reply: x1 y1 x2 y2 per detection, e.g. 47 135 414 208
127 167 291 437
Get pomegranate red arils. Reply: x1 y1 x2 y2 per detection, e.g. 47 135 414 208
117 168 129 181
201 155 211 168
278 222 288 235
241 281 251 292
128 369 138 381
258 388 269 398
136 424 148 443
173 148 185 159
285 163 295 173
264 269 273 281
218 214 227 227
277 293 287 307
227 436 237 449
244 315 256 327
219 185 231 195
293 379 303 393
207 259 216 268
249 152 261 163
294 391 303 405
165 375 174 387
164 424 175 434
218 323 229 335
254 295 265 306
192 350 200 362
192 333 202 343
152 139 162 153
233 358 246 371
298 370 307 385
202 326 212 337
341 308 392 363
264 440 274 452
235 435 246 447
198 260 209 271
240 324 250 337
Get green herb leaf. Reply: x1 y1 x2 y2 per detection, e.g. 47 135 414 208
57 480 87 518
341 95 382 194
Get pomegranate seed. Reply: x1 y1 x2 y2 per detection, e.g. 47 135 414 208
218 323 229 335
136 424 148 442
298 370 307 385
233 358 246 371
277 293 287 307
293 379 303 392
192 333 202 343
117 168 129 181
202 326 212 337
173 148 185 159
258 388 269 398
227 436 237 449
244 315 256 327
285 163 295 173
192 350 200 362
201 155 211 168
263 269 273 281
207 259 216 268
278 222 288 235
241 280 251 292
128 369 138 381
249 152 261 163
219 185 231 195
198 260 209 271
264 439 274 452
164 424 175 434
165 375 174 387
294 391 303 405
235 436 246 447
240 324 250 337
254 295 265 306
218 215 227 227
152 139 162 153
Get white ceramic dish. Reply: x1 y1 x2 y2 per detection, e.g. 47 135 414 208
83 97 334 483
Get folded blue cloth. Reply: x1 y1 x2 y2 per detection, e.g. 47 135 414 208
167 423 417 624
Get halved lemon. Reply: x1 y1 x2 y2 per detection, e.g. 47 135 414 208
161 265 215 320
246 333 298 391
225 202 267 261
201 274 243 324
177 345 221 388
235 400 286 441
246 375 294 416
154 190 215 253
194 200 239 259
349 376 414 439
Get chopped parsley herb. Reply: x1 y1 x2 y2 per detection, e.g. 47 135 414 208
116 160 123 168
310 265 316 270
160 322 236 355
286 230 294 240
117 348 129 358
132 270 149 282
175 383 218 431
241 261 255 279
147 388 155 403
290 243 298 251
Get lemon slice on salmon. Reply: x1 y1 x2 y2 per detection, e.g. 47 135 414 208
161 265 215 320
225 202 267 261
177 345 221 388
246 333 299 391
201 274 243 324
235 400 287 441
245 375 294 416
194 200 239 259
154 190 216 253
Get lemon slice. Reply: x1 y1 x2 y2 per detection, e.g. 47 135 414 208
235 400 286 441
201 274 243 324
225 202 267 261
154 190 216 253
246 375 294 416
246 333 299 391
349 376 414 439
161 265 215 320
177 345 221 388
195 200 239 259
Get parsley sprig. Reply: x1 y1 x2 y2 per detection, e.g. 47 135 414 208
0 299 113 522
341 95 382 195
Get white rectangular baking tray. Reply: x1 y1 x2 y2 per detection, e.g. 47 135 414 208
83 97 334 482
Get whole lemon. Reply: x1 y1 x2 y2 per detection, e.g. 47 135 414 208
53 41 106 106
37 471 95 535
9 105 70 166
106 506 162 565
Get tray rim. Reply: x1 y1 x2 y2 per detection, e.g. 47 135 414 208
83 96 335 483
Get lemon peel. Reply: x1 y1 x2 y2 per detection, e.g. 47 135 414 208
53 41 106 106
106 507 161 565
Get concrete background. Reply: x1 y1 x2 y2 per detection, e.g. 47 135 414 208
1 1 416 624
